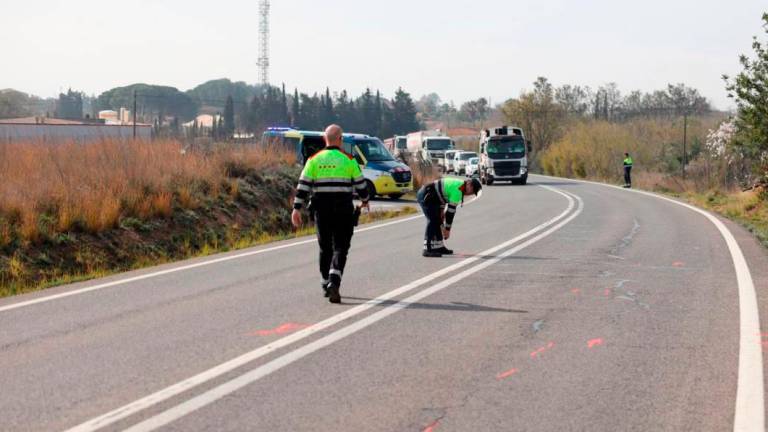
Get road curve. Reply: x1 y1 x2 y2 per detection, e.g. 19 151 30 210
0 175 766 431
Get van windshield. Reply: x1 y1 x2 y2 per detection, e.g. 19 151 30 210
355 139 394 162
488 137 525 158
396 137 407 149
460 152 477 160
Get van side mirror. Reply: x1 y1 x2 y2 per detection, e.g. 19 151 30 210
527 140 533 152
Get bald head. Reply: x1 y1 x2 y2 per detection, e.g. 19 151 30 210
324 124 343 147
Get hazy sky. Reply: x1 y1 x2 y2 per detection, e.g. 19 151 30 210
1 0 765 109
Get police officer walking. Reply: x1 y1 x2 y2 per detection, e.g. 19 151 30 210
623 152 634 188
417 177 481 257
292 124 370 303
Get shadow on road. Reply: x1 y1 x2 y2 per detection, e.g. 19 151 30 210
341 297 527 313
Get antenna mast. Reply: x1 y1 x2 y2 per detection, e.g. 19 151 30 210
257 0 270 87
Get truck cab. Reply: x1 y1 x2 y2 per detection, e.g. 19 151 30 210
383 135 408 161
478 126 532 185
406 131 455 170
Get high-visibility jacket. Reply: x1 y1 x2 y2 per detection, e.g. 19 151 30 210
623 156 634 167
293 146 369 210
424 177 465 230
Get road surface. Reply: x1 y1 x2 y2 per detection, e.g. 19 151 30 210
1 175 766 432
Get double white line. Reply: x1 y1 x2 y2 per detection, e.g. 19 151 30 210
66 185 583 432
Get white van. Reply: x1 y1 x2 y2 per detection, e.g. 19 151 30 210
453 151 478 175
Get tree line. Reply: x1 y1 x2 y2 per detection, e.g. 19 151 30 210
500 77 714 159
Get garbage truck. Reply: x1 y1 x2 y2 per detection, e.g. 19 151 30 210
405 130 455 170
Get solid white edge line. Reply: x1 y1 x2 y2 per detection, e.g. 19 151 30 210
535 174 764 432
0 214 423 314
63 187 568 432
121 186 584 432
1 195 475 314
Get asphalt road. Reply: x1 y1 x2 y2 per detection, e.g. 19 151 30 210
1 175 766 432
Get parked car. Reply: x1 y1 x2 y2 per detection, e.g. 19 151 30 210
443 150 458 173
465 157 480 177
453 151 478 175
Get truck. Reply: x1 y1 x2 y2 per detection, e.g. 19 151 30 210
478 126 532 185
405 130 455 170
383 136 408 161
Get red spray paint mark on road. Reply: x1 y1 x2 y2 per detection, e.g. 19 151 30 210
672 261 685 267
588 338 604 349
496 368 520 380
423 420 440 432
603 289 612 297
530 342 555 359
252 322 309 336
571 288 581 295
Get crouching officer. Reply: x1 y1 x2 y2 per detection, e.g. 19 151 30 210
292 124 370 303
417 177 481 257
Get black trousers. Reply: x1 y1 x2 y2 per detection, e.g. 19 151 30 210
417 187 444 250
624 166 632 186
314 203 355 286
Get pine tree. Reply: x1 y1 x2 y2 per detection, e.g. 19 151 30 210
322 87 335 126
359 88 376 135
224 95 235 136
374 90 383 137
247 94 263 133
391 88 419 134
281 83 290 125
292 88 301 127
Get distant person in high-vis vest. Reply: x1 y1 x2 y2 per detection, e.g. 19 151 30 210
417 177 481 257
292 124 370 303
623 153 634 188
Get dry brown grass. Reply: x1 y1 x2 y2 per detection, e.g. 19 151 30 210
0 139 295 242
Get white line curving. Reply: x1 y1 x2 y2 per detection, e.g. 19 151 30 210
535 174 764 432
63 185 578 432
121 187 585 432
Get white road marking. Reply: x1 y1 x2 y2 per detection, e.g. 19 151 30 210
0 214 423 314
535 174 764 432
0 194 468 314
64 186 577 432
122 188 585 432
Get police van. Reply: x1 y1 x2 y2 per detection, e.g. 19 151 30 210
261 128 413 199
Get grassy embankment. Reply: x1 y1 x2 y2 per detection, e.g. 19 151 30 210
539 118 768 248
0 139 415 298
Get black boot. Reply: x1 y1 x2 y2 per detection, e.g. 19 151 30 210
321 280 330 298
327 283 341 304
327 275 342 304
435 247 453 255
423 250 443 258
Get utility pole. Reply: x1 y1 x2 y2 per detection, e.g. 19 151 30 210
133 89 137 139
682 112 688 179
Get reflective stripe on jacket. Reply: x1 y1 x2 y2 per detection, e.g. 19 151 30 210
294 147 369 210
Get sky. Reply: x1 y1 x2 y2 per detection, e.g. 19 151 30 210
1 0 765 110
